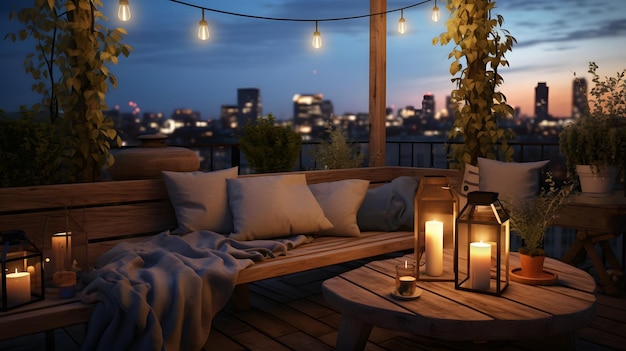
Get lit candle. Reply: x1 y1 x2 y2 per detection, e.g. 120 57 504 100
27 265 36 292
6 269 31 306
425 220 443 276
52 232 71 272
470 241 491 290
396 260 416 296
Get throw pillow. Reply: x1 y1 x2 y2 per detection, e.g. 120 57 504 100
227 174 334 240
459 163 480 210
162 167 239 235
477 157 550 203
308 179 370 237
356 176 420 231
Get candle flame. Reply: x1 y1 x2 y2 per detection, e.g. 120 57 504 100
14 268 18 274
404 260 408 268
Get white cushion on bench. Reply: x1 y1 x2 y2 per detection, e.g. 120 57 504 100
162 167 239 234
309 179 370 237
227 174 334 240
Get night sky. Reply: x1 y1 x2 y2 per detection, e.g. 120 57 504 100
1 0 625 120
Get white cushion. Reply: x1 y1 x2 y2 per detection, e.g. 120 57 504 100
227 174 334 240
309 179 370 237
162 167 238 235
459 163 480 210
477 157 549 203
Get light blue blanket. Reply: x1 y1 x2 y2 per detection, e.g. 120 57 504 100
80 230 311 351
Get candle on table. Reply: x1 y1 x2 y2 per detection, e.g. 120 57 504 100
52 232 71 272
470 241 491 290
396 260 416 296
6 269 31 306
425 220 443 276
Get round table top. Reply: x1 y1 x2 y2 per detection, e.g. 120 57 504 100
322 251 596 341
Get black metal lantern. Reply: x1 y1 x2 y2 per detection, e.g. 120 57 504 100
454 191 510 296
1 230 44 311
414 175 458 281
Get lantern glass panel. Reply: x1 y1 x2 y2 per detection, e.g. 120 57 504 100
455 192 510 296
1 230 44 311
414 176 458 281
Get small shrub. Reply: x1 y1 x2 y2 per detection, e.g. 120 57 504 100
312 123 364 169
239 114 302 173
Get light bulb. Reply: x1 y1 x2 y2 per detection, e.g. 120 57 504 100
432 1 440 22
198 10 210 40
312 21 322 49
398 10 407 34
118 0 131 22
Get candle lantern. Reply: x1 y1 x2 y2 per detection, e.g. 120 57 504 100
454 191 510 296
1 230 44 311
414 175 458 281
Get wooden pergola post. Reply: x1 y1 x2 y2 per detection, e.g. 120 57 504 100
369 0 386 167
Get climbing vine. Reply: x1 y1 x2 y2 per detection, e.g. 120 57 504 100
433 0 516 168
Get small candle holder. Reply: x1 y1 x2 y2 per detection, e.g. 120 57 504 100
1 230 44 311
454 191 510 296
395 261 417 297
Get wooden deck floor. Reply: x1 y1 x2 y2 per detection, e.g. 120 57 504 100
1 252 624 350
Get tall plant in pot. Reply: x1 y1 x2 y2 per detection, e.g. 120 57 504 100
559 62 626 195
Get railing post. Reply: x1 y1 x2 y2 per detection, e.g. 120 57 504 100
231 145 240 169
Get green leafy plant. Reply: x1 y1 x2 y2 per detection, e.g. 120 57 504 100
239 114 302 173
559 62 626 176
312 123 364 169
5 0 132 183
0 111 65 187
506 173 576 257
433 0 516 168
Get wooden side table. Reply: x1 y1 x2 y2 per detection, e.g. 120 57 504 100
322 251 596 351
552 191 626 295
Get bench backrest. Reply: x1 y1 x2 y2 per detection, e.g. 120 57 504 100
0 166 461 269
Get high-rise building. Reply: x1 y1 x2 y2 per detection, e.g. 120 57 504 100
422 93 435 121
292 93 334 137
220 104 239 130
237 88 262 130
534 82 549 119
572 77 588 119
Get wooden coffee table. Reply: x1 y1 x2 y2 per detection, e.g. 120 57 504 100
322 250 596 350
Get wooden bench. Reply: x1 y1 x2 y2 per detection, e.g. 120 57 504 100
0 166 461 342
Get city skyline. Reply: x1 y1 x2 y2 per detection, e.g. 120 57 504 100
1 0 625 120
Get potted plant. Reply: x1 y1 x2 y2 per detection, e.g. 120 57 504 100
506 172 576 278
239 113 302 173
559 62 626 194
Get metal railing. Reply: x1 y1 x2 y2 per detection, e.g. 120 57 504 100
178 139 565 175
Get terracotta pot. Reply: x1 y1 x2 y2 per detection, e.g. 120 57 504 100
519 253 545 278
108 134 200 180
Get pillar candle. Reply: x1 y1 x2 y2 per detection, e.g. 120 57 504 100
52 232 71 272
6 270 31 306
470 241 491 290
425 220 443 276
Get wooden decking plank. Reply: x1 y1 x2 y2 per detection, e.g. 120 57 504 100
275 331 335 351
234 309 298 338
230 329 292 351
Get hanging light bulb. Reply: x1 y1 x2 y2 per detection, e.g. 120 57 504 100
198 9 210 41
118 0 131 22
312 21 322 49
398 9 407 34
432 0 440 22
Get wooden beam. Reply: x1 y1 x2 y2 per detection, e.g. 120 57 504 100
369 0 386 167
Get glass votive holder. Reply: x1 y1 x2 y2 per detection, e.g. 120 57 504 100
395 261 417 297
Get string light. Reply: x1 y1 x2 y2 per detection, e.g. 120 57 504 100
432 0 440 22
118 0 131 22
198 9 210 40
156 0 435 44
312 21 322 49
398 9 407 34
